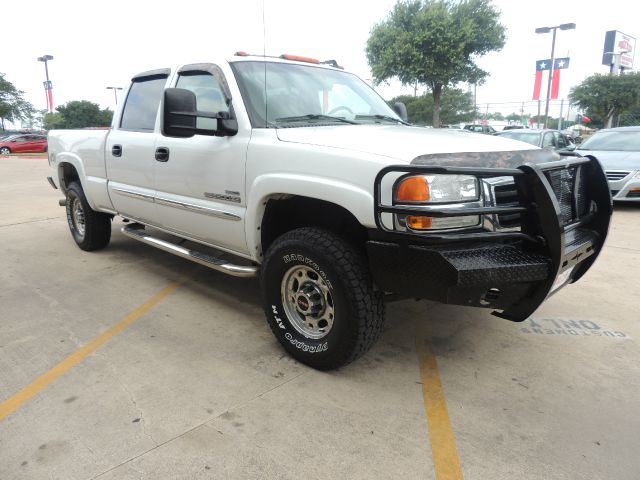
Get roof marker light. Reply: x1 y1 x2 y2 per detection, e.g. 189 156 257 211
280 54 320 64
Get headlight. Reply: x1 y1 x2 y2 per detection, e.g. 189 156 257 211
395 174 479 203
633 171 640 179
394 174 480 230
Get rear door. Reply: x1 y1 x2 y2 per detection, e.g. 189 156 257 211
153 64 249 255
32 135 47 152
105 69 170 224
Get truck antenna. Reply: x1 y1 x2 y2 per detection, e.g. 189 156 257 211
262 0 268 124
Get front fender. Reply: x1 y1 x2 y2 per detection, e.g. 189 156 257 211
244 173 374 259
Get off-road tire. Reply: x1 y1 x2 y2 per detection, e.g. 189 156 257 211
65 181 111 251
261 228 385 370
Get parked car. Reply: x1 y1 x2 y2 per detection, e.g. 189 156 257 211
47 53 611 369
577 126 640 202
497 129 576 152
503 125 526 131
463 124 497 135
0 134 48 154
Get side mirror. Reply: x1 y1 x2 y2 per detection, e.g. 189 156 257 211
162 88 238 138
392 102 408 122
163 88 197 138
565 143 577 151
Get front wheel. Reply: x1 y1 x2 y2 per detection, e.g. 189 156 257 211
0 147 11 155
65 181 112 251
261 228 385 370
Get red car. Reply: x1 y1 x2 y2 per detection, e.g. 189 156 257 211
0 134 48 154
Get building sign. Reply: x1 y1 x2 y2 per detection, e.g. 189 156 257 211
602 30 636 69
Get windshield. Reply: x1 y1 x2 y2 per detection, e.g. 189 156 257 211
499 131 541 146
578 130 640 151
231 61 401 127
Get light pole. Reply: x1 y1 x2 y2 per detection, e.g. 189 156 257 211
106 86 123 106
37 55 54 113
535 23 575 128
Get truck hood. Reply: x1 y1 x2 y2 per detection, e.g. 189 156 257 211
275 124 534 162
577 150 640 171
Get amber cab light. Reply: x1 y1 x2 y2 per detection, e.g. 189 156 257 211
396 176 430 202
280 54 320 64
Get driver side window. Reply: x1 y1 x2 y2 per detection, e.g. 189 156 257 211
542 133 555 148
176 72 229 130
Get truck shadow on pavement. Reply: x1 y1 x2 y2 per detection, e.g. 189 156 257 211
102 224 500 375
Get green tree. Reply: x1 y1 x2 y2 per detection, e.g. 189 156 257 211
43 112 66 130
485 112 504 121
366 0 505 127
569 72 640 128
44 100 113 129
506 112 521 122
0 73 35 130
391 87 476 125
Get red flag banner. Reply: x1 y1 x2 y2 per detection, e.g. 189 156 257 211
551 69 561 100
532 70 543 100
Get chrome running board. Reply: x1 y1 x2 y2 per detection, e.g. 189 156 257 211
121 224 258 278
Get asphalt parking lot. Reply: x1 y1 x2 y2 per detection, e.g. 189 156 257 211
1 156 639 480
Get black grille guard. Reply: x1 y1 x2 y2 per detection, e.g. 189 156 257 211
373 154 612 321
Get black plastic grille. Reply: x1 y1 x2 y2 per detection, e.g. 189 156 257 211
494 184 521 227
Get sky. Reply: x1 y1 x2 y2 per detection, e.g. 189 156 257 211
2 0 638 126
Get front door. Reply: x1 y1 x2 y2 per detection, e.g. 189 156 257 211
105 71 169 224
153 65 249 256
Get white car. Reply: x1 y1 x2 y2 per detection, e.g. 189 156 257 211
577 126 640 202
47 53 612 369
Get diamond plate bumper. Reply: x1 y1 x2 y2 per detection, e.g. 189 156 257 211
370 152 612 322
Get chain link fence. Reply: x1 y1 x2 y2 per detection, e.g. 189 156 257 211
616 114 640 127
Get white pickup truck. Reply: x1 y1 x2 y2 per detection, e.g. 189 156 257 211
47 53 612 369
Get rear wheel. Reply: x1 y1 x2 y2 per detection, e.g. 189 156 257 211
261 228 385 370
65 181 111 251
0 147 11 155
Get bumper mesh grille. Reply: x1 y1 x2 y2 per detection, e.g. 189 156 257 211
494 166 587 228
544 166 587 226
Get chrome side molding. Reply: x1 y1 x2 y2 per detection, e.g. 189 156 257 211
155 196 241 221
121 224 258 278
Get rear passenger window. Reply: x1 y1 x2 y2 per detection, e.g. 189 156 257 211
176 72 229 130
120 76 168 132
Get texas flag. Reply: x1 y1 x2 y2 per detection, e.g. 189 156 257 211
533 57 570 100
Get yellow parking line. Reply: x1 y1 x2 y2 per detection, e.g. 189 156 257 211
416 330 464 480
0 283 179 422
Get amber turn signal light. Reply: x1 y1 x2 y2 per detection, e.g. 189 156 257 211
407 215 433 229
396 176 430 202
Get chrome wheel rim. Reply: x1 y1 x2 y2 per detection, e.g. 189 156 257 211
0 148 9 154
281 265 334 340
71 198 86 237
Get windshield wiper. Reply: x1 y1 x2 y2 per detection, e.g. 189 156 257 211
355 114 410 125
274 114 358 125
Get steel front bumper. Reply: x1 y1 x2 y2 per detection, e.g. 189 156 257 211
368 153 612 322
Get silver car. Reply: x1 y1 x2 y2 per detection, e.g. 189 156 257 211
577 126 640 202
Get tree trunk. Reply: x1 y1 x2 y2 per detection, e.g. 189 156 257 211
604 107 615 129
432 84 443 128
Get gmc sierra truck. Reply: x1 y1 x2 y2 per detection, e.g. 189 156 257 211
47 53 612 370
